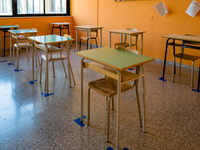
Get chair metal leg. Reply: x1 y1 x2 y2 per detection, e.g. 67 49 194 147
26 47 29 62
112 97 114 110
16 48 19 70
136 79 142 127
79 39 81 51
87 39 88 50
62 60 67 77
52 61 55 77
172 56 175 82
106 97 111 143
95 39 98 48
40 58 43 83
35 49 38 67
12 46 15 65
69 61 76 85
87 87 91 125
191 61 194 88
179 58 182 75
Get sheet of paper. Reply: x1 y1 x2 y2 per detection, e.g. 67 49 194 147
186 0 200 18
154 1 168 17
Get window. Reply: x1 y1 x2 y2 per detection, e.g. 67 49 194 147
0 0 70 17
0 0 12 15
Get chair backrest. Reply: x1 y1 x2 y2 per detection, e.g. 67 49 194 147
124 28 138 43
116 47 139 55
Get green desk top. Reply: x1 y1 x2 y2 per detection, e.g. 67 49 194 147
162 34 200 42
27 35 74 44
75 47 154 71
8 29 38 34
0 25 19 29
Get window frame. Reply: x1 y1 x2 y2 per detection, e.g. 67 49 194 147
0 0 70 17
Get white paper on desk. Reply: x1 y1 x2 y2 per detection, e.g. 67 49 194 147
154 1 168 17
186 0 200 18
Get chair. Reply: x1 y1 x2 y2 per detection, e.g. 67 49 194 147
39 35 75 88
12 28 40 70
79 29 98 51
87 47 142 142
114 28 138 50
172 34 200 88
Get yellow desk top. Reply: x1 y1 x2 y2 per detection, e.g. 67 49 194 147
109 29 145 35
162 34 200 42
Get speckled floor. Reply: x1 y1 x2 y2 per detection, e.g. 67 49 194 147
0 44 199 150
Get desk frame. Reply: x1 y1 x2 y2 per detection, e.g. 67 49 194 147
75 26 103 52
0 25 19 57
109 29 145 55
51 22 70 36
162 34 200 91
76 47 154 149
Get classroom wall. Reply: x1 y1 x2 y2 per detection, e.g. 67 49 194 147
71 0 200 66
0 16 75 50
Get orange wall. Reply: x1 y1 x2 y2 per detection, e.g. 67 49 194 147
71 0 200 66
0 16 75 49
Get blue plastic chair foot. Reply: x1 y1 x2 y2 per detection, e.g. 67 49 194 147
29 80 38 85
158 77 167 82
41 92 54 97
74 116 86 127
8 63 12 65
128 68 135 71
0 60 7 63
191 89 200 93
14 69 23 72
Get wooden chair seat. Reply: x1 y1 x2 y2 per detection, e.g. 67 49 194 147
175 53 200 61
14 43 32 48
41 53 66 61
36 44 62 51
114 42 136 48
88 77 132 97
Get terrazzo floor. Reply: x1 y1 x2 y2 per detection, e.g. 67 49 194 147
0 44 199 150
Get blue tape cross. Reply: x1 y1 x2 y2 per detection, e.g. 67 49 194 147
8 63 12 65
191 89 200 93
0 60 7 63
107 147 129 150
158 77 167 82
41 92 54 97
74 115 86 127
14 69 23 72
29 80 38 85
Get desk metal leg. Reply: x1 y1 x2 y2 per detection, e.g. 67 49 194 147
76 28 78 52
141 33 143 55
142 65 146 132
45 45 49 94
80 58 84 122
100 29 102 47
52 25 54 34
197 65 200 91
32 42 35 82
88 30 91 50
115 69 122 150
9 33 12 63
3 30 6 56
161 38 170 81
109 32 111 48
129 35 132 49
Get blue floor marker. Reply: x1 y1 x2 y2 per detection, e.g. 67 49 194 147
158 77 167 82
0 60 7 63
14 69 23 72
191 89 200 93
41 92 54 97
74 115 86 127
1 55 8 57
107 147 129 150
29 80 38 85
8 63 12 65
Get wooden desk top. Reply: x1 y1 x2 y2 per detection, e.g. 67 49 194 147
75 47 154 71
0 25 19 29
51 22 70 25
109 29 145 35
8 29 38 35
75 25 103 30
27 35 74 44
162 34 200 42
